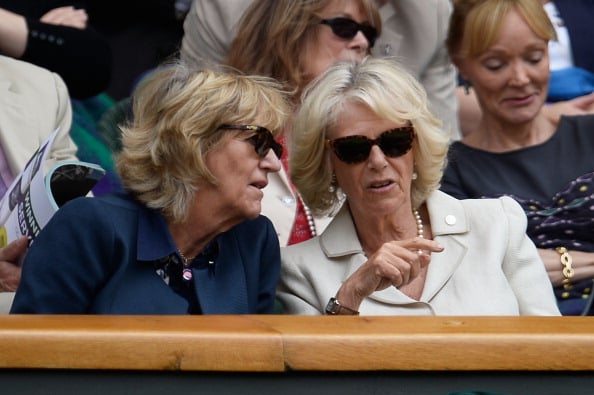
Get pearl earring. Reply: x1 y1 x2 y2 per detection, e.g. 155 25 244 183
329 173 337 193
411 171 418 180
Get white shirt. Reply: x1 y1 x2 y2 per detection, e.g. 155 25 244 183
544 1 574 71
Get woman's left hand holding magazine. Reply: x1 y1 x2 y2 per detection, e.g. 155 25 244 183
0 236 28 292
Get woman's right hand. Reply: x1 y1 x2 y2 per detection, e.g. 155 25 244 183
335 237 444 311
40 6 88 30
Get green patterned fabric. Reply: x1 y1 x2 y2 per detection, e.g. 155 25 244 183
70 93 124 195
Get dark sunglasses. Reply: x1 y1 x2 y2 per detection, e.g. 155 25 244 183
320 17 378 48
326 126 415 164
220 124 283 159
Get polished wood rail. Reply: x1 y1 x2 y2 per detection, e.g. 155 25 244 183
1 315 594 372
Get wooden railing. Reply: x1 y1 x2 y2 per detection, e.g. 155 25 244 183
2 315 594 395
2 315 594 371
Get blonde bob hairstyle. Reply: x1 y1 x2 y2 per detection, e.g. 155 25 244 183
117 62 290 223
446 0 556 62
290 57 450 216
226 0 381 96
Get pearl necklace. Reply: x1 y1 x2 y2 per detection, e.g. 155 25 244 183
413 208 425 256
299 194 317 238
413 209 424 239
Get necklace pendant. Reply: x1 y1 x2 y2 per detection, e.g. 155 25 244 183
182 268 193 281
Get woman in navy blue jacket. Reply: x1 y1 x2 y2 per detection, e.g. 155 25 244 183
11 61 290 314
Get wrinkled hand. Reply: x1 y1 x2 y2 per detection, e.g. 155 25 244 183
336 237 444 309
40 6 88 29
543 92 594 125
0 236 28 292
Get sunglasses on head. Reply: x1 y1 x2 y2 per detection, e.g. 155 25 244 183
326 126 415 164
320 17 378 48
219 124 283 159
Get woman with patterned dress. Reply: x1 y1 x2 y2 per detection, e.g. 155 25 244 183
442 0 594 315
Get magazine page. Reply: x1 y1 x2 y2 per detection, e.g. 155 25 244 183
46 161 105 210
0 129 56 229
0 129 105 247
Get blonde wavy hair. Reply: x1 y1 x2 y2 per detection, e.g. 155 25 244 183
290 57 450 216
117 61 290 223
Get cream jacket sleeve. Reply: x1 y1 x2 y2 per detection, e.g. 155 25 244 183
0 55 77 176
0 55 78 313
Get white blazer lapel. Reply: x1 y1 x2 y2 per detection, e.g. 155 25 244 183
369 191 471 305
320 205 362 256
421 191 469 301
